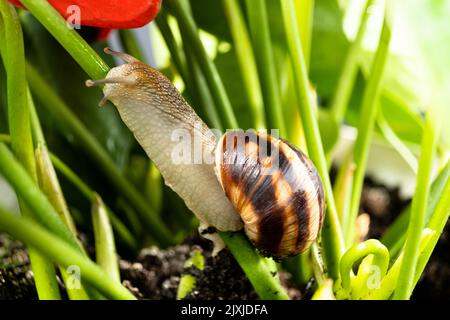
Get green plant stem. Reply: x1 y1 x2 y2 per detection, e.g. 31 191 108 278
49 153 137 251
339 239 389 290
347 13 392 247
223 0 266 130
118 29 145 63
245 0 285 136
20 0 109 80
0 207 136 300
25 62 173 246
382 160 450 256
166 0 238 129
333 151 355 230
393 113 440 300
413 178 450 288
280 0 344 279
220 232 289 300
364 229 434 300
184 43 224 131
331 0 374 124
155 11 190 85
0 1 60 299
377 111 418 173
294 0 314 70
92 195 121 283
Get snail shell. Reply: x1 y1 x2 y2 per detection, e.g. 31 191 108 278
215 130 325 258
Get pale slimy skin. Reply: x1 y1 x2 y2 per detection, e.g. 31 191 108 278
98 61 243 232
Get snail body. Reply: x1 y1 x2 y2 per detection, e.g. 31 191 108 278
216 131 325 258
87 49 325 258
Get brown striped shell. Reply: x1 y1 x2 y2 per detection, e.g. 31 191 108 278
215 130 325 258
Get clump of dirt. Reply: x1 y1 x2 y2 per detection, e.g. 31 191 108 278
120 235 300 300
0 234 37 300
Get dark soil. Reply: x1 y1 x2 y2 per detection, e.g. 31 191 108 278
0 177 448 299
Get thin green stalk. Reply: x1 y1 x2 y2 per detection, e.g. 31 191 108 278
220 232 289 300
333 151 355 230
155 11 190 85
280 0 344 279
184 43 223 131
49 153 138 251
245 0 285 136
0 1 60 299
394 112 440 300
20 0 109 80
167 0 238 129
294 0 315 70
119 29 145 63
413 177 450 289
223 0 266 129
35 144 78 236
347 12 392 247
331 0 374 124
92 195 121 283
377 111 418 174
26 62 173 246
382 160 450 255
156 10 222 129
36 144 91 299
0 207 136 300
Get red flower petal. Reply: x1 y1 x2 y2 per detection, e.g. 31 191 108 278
9 0 160 28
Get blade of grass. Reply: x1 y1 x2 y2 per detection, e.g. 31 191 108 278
0 206 136 300
347 10 392 247
330 0 375 124
294 0 315 70
393 112 440 300
166 0 238 129
0 1 60 299
223 0 266 130
36 143 91 299
220 232 290 300
92 195 121 283
280 0 344 279
19 0 109 80
25 62 173 246
245 0 285 136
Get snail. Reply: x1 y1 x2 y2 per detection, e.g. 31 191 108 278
86 48 325 258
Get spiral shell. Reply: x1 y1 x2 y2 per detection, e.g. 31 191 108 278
215 130 325 258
